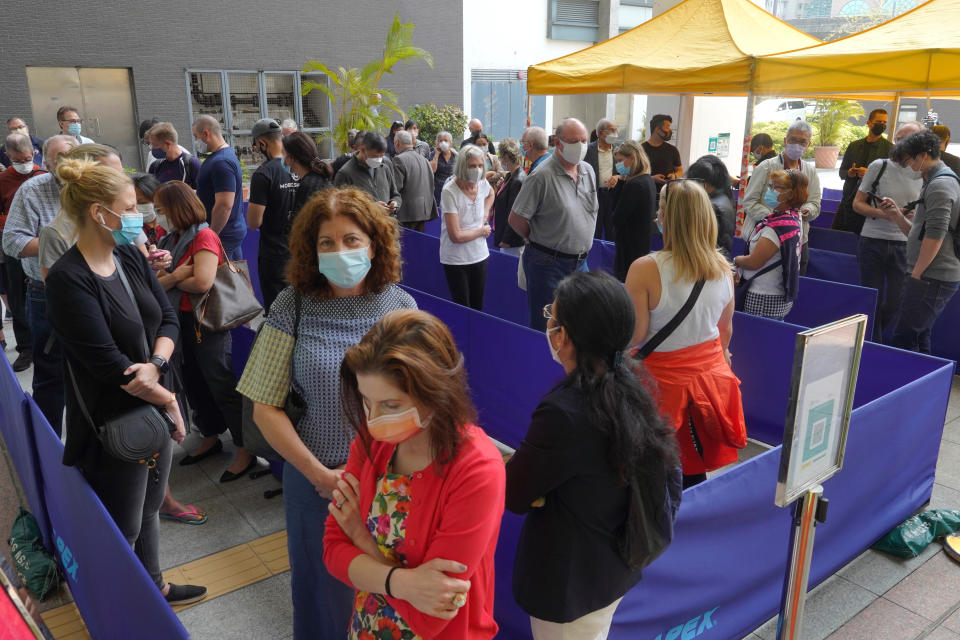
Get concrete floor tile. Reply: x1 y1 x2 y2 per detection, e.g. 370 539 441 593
225 480 285 537
944 417 960 446
753 614 778 640
826 597 928 640
165 449 224 505
929 483 960 511
936 441 960 492
839 545 942 596
740 635 764 640
176 572 292 640
943 606 960 634
158 493 260 570
801 576 878 640
885 551 960 620
927 625 960 640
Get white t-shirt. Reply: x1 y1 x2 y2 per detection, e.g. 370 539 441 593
742 226 784 295
439 179 490 266
597 148 614 183
859 158 922 241
644 252 733 352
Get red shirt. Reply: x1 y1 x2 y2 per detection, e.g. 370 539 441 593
324 424 506 640
0 165 45 229
176 227 224 311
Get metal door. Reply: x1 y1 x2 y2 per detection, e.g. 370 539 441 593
471 78 546 143
25 67 141 169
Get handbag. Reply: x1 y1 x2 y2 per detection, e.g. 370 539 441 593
618 466 682 571
187 234 263 341
734 260 781 311
64 257 172 467
634 279 705 359
242 292 305 461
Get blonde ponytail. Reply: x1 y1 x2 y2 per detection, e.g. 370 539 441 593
56 158 132 228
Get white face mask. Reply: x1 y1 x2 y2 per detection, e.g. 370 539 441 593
466 166 484 183
546 326 563 364
12 161 33 175
366 156 383 169
604 133 617 145
136 203 157 223
559 139 587 165
438 141 450 152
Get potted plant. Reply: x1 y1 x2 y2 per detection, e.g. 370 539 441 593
809 99 865 169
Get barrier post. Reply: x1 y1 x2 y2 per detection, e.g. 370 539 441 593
777 485 825 640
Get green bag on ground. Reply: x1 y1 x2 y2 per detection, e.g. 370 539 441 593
872 509 960 558
7 508 59 600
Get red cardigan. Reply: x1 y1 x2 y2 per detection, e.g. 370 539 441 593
324 424 506 639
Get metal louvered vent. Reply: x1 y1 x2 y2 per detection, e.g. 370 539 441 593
471 70 523 82
555 0 599 26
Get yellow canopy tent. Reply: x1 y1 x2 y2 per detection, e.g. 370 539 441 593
753 0 960 98
526 0 821 96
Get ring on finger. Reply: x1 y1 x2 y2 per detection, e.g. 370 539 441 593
451 592 467 608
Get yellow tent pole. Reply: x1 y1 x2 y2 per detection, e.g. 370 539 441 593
891 92 902 127
736 91 756 237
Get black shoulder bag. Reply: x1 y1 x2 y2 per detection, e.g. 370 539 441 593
912 171 960 259
242 291 304 461
65 257 172 469
734 260 782 311
634 279 706 359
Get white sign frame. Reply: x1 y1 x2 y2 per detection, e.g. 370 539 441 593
775 315 867 507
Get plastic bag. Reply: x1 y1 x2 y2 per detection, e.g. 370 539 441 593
7 508 59 600
872 509 960 558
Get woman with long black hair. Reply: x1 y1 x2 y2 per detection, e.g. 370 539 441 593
506 271 681 639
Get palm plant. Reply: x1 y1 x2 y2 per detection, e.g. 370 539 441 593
302 13 433 153
810 99 865 147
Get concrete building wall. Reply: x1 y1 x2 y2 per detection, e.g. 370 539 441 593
0 0 462 159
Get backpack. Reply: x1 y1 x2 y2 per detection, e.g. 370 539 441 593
151 151 197 186
913 170 960 259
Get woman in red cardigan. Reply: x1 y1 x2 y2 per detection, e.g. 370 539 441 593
324 309 506 639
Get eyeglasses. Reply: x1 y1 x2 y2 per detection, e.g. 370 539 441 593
542 303 553 320
785 136 808 146
60 118 82 124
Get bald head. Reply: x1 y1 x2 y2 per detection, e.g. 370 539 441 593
192 115 221 136
895 121 925 143
555 118 588 143
468 118 483 136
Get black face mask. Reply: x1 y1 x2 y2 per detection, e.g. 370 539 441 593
871 123 887 136
660 128 673 142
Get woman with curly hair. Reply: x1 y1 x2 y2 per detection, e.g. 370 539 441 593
238 186 416 639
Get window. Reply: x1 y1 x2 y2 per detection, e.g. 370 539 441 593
186 70 332 169
619 0 652 32
839 0 871 15
549 0 600 42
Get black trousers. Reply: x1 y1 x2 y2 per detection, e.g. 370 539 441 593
594 188 616 240
258 254 289 317
400 220 425 233
800 242 809 276
443 260 487 311
178 311 243 446
4 257 31 354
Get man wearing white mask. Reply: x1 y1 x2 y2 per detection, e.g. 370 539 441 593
509 118 598 330
0 118 44 168
585 118 619 239
333 131 400 213
743 120 822 274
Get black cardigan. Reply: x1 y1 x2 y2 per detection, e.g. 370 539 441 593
506 383 648 622
493 168 526 248
45 244 179 465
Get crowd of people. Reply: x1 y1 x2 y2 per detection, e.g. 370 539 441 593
0 101 958 639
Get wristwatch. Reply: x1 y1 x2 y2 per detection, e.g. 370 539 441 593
149 354 169 375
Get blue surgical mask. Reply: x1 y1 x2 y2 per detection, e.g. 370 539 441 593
151 147 166 159
615 161 630 176
68 122 82 137
316 247 371 289
763 187 780 209
98 205 143 245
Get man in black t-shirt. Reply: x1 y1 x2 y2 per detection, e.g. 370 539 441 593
642 114 683 192
246 118 297 313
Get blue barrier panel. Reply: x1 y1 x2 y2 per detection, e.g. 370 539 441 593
239 226 263 305
810 211 836 229
806 248 860 285
785 277 876 339
824 188 842 200
231 326 257 381
0 357 50 547
809 227 858 254
398 286 952 639
28 399 189 640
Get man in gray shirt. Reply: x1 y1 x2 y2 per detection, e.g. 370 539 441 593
509 118 598 330
880 130 960 353
392 130 438 232
333 131 401 213
2 134 76 429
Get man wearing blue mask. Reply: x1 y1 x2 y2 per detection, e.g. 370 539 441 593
333 132 401 214
56 106 94 145
146 122 199 188
742 120 822 275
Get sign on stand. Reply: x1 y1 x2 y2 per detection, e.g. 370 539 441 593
776 315 867 640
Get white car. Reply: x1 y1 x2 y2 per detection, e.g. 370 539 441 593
753 99 808 123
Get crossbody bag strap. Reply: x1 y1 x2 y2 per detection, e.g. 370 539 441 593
289 291 302 385
636 279 706 359
742 259 783 284
113 255 151 358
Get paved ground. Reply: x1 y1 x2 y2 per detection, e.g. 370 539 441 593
1 285 958 639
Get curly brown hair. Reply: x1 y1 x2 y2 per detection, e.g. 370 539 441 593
286 186 402 298
770 170 809 210
340 309 476 471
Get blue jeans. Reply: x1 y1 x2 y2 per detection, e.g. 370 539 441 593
523 245 589 331
283 463 354 640
26 281 63 434
891 275 959 354
857 236 907 342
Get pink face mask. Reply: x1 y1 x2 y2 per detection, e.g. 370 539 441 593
364 405 427 444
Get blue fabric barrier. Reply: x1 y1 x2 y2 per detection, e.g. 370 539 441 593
29 398 189 639
806 248 861 285
0 356 50 548
811 211 836 229
400 286 952 639
785 277 876 339
824 188 842 200
240 225 263 305
808 227 859 254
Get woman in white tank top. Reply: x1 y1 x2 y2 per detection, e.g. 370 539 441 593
624 180 746 489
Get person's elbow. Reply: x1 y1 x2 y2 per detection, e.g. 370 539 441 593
508 212 528 236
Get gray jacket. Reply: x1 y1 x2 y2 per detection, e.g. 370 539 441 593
908 161 960 282
333 156 401 208
392 149 438 223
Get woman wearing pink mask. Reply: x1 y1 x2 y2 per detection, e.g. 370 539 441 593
238 187 416 639
325 309 506 640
